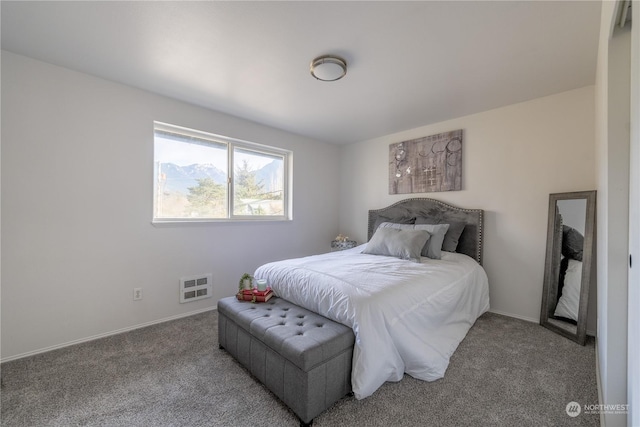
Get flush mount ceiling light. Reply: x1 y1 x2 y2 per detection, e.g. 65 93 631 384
310 55 347 82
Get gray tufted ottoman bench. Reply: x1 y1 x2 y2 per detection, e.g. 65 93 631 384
217 297 355 426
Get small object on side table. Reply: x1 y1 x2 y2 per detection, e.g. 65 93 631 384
331 238 357 251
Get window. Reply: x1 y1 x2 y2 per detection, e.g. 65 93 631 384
153 122 290 222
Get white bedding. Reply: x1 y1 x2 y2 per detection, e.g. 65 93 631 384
554 259 582 321
253 245 490 399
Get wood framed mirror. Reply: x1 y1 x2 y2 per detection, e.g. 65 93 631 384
540 190 596 345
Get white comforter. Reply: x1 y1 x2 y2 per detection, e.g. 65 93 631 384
254 246 490 400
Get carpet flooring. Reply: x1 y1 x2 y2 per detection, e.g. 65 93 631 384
1 309 599 427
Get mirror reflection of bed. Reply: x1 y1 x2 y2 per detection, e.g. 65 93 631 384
540 190 596 345
550 198 587 334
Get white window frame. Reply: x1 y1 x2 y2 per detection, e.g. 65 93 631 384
153 122 292 223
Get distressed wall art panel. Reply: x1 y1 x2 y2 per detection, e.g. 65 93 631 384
389 129 463 194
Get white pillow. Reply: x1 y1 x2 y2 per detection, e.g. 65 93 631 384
377 222 449 259
363 227 431 262
554 259 582 322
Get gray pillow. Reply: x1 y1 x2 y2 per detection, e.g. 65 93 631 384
372 216 415 233
562 225 584 261
363 228 431 262
415 218 465 252
378 222 449 259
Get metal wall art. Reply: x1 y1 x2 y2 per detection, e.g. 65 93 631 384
389 129 463 194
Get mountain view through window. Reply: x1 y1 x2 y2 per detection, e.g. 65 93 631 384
153 124 288 221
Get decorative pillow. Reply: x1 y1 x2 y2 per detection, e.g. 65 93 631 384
562 226 584 262
377 222 449 259
372 216 416 233
363 228 431 262
554 259 582 322
415 218 465 252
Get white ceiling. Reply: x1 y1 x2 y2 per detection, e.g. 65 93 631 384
1 1 601 145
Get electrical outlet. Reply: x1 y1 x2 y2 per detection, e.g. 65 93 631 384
133 287 143 301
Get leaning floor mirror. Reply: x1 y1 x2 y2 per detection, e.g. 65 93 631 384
540 190 596 345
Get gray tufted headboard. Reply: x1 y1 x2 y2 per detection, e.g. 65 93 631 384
368 198 484 265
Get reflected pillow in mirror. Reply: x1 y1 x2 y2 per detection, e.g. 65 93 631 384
554 259 582 322
562 225 584 262
363 227 431 262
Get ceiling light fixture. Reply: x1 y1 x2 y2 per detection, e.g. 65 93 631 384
310 55 347 82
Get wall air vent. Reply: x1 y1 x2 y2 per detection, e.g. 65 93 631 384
180 274 213 303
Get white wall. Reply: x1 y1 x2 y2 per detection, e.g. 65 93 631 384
594 1 631 425
338 86 596 326
0 52 340 361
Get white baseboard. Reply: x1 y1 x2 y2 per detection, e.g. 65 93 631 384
488 309 597 337
488 309 538 324
0 306 217 364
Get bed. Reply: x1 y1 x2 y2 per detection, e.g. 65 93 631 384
254 198 490 400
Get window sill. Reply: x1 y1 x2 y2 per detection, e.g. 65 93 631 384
151 217 292 227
